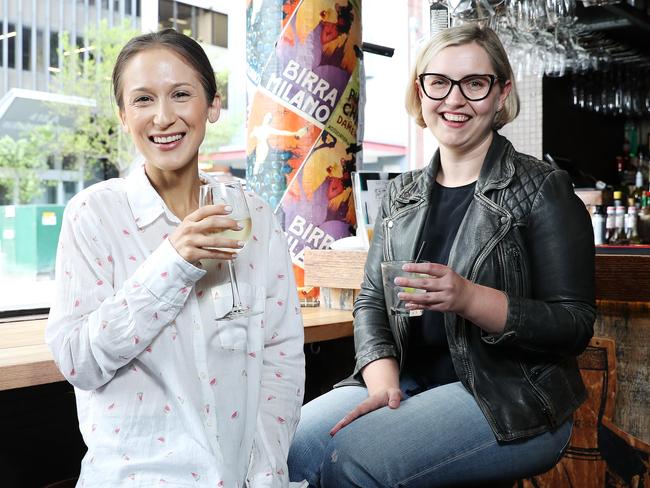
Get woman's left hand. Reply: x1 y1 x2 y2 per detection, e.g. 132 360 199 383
395 262 475 315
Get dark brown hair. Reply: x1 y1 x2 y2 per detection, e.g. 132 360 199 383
112 28 217 110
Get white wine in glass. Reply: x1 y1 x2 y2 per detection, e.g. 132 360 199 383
199 181 261 319
213 217 252 251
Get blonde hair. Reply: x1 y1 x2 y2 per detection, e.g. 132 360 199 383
405 24 520 130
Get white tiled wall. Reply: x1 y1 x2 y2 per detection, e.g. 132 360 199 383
499 75 543 160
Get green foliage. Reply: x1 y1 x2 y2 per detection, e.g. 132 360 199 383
202 112 242 155
0 134 49 204
46 20 140 174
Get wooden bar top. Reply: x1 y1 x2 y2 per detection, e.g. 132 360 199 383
0 307 353 392
3 250 650 392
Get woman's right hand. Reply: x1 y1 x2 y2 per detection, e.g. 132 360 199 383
168 204 244 264
329 386 403 436
329 357 402 436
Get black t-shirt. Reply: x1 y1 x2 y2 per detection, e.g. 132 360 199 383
405 180 476 387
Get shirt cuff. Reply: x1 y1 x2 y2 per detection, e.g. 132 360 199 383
130 238 206 306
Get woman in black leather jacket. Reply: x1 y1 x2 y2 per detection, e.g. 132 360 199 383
288 24 596 488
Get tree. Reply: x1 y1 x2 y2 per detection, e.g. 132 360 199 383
202 70 242 155
44 20 140 175
0 133 51 204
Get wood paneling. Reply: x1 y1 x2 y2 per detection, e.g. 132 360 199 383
303 249 366 289
595 303 650 445
595 254 650 303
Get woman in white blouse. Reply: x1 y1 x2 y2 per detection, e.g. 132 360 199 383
46 29 305 488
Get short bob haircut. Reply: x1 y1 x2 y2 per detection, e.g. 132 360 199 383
405 24 520 130
112 28 218 111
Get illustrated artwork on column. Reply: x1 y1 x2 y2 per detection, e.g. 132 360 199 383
246 0 362 304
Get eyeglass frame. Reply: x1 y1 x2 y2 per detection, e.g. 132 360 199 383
417 73 501 102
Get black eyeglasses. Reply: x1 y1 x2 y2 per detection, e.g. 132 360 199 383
418 73 500 101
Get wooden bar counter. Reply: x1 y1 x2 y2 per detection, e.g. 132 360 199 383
0 307 353 392
592 249 650 445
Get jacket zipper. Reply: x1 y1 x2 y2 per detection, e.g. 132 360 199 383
521 361 557 426
383 217 407 372
509 246 523 296
459 210 511 436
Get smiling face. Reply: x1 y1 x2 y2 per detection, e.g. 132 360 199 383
418 42 511 156
118 47 220 176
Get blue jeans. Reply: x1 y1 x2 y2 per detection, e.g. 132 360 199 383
288 376 572 488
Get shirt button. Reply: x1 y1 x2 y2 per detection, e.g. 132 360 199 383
206 420 212 427
200 372 207 380
387 221 393 228
500 216 508 224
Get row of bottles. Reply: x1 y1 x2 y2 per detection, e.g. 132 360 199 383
592 121 650 246
592 191 650 245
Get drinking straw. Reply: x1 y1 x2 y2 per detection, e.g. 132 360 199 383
414 241 426 263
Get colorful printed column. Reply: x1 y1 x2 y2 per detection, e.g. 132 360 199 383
246 0 362 303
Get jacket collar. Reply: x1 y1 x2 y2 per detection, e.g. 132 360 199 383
476 132 516 193
397 132 516 202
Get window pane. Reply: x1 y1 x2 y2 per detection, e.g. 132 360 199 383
6 23 17 68
175 2 192 35
50 31 59 69
23 26 31 71
158 0 174 30
213 12 228 48
37 30 45 72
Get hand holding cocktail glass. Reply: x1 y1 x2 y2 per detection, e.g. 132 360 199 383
381 261 428 316
391 262 475 314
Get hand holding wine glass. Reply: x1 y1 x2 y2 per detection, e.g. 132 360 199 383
199 180 261 320
168 203 243 264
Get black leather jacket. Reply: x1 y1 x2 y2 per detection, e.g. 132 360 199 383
350 133 596 442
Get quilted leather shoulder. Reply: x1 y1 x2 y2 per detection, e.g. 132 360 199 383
499 152 554 223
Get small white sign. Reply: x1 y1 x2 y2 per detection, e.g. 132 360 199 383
4 206 15 218
42 211 57 226
3 229 15 240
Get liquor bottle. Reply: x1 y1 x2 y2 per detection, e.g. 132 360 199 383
639 192 650 243
605 206 617 244
591 205 605 246
614 205 628 244
625 206 641 244
636 151 646 174
631 166 644 208
429 0 450 37
613 190 624 207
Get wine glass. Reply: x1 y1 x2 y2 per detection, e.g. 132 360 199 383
199 180 261 320
451 0 496 25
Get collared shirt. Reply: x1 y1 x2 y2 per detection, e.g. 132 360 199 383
46 166 305 488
